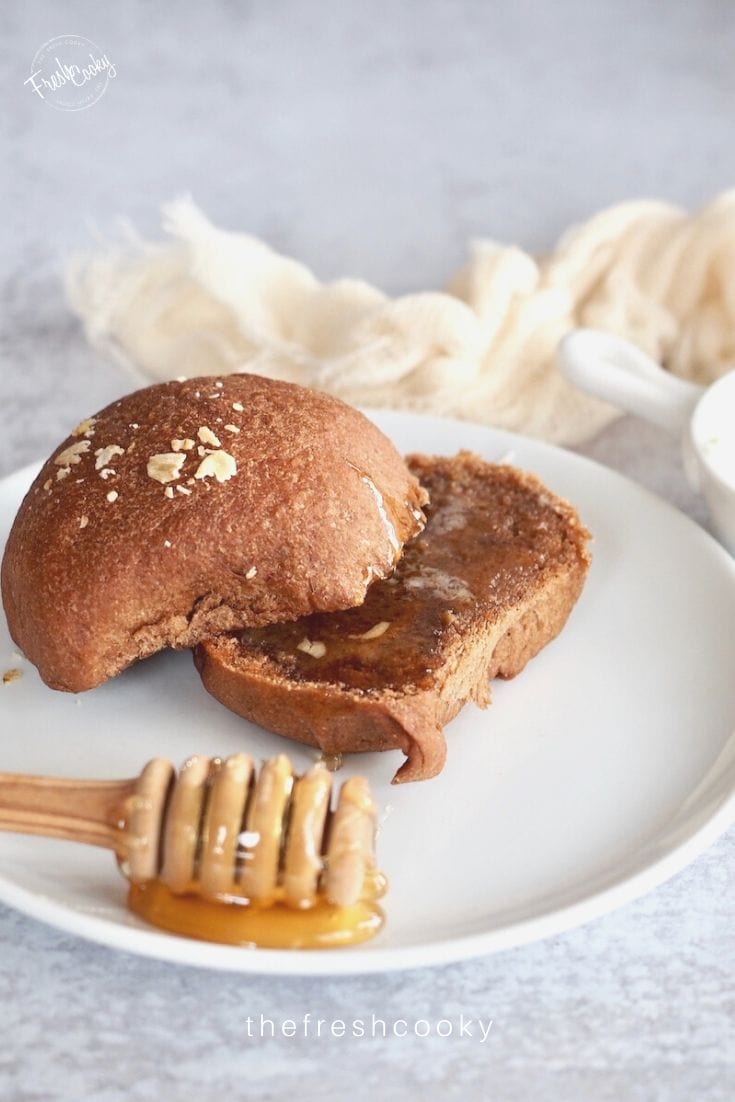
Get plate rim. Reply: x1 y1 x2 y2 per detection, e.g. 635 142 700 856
1 411 735 975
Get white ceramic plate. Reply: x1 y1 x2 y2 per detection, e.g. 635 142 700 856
1 412 734 976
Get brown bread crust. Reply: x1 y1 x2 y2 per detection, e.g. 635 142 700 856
195 453 591 782
1 375 426 692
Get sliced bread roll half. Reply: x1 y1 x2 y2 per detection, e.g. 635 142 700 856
195 452 591 782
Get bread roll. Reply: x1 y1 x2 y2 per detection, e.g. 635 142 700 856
1 374 427 691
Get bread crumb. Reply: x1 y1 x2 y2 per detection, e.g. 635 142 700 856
43 479 52 491
349 621 391 641
163 539 172 548
297 638 326 659
171 438 195 452
56 466 71 481
54 440 90 466
208 392 222 399
130 422 140 430
245 566 257 579
79 515 89 529
99 468 116 480
215 380 224 388
176 485 192 496
3 668 22 684
164 486 175 499
224 424 240 434
197 426 222 447
232 401 244 412
71 417 97 438
147 452 185 484
194 450 237 483
106 490 119 503
95 444 124 470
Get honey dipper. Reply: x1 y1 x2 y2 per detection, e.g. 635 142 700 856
0 754 387 949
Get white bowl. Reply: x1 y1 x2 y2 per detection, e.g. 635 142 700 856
558 329 735 555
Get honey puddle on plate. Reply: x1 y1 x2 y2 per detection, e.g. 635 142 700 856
128 870 387 949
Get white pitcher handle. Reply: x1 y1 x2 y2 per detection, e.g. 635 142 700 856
557 329 704 436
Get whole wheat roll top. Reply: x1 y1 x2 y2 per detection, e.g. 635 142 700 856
1 373 427 692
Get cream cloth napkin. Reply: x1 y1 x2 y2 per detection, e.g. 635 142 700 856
66 191 735 445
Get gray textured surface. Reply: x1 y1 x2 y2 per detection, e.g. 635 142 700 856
1 2 734 1099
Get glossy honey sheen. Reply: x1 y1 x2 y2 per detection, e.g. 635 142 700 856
128 878 386 949
229 456 582 692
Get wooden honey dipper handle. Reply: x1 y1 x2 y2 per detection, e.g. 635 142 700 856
0 758 175 873
0 771 137 849
0 757 176 887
